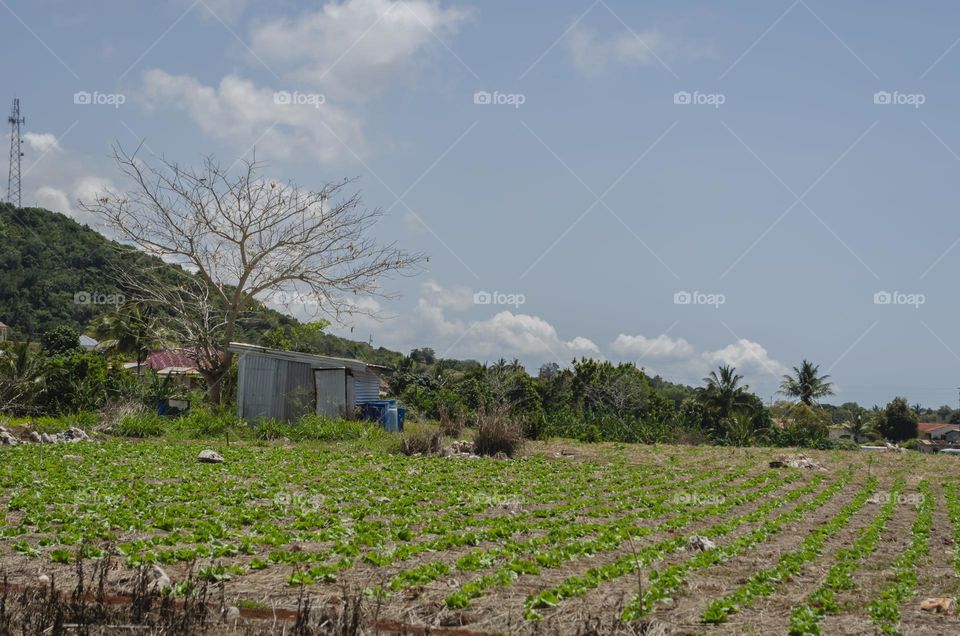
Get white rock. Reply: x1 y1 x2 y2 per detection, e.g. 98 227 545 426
37 574 50 586
224 605 241 621
28 431 42 443
687 535 717 552
198 450 225 464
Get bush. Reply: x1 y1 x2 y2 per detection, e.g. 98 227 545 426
168 409 236 439
437 404 463 438
252 416 385 442
113 413 165 437
473 410 524 458
395 424 443 456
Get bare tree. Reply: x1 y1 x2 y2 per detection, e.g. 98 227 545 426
83 146 425 403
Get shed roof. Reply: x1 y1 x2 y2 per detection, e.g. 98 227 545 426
919 423 958 432
228 342 392 375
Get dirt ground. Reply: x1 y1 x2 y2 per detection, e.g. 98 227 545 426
1 441 958 635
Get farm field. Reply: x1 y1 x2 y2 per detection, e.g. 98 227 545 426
1 439 959 635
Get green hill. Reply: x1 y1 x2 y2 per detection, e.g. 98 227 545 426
0 203 404 367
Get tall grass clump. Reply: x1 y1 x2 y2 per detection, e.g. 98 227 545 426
473 409 524 458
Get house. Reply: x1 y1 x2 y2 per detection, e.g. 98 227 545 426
918 422 960 442
79 335 99 351
0 321 7 342
229 342 391 422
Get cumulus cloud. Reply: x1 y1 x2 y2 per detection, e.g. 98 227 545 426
140 70 365 163
611 331 786 390
566 24 712 75
250 0 471 101
11 131 114 227
322 280 597 365
23 132 63 154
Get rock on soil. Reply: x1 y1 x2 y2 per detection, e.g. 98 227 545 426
0 428 19 445
443 440 481 459
920 597 953 613
198 449 225 464
687 535 717 552
148 565 171 592
769 454 825 470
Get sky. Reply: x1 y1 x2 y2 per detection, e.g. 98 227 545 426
3 0 960 408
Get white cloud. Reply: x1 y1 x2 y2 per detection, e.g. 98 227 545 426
611 331 786 391
324 280 597 365
566 24 712 75
421 279 474 311
140 70 366 163
23 133 62 154
611 333 694 359
250 0 471 101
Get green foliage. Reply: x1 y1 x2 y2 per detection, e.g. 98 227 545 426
252 415 386 443
41 326 82 356
779 360 834 406
114 412 166 437
876 396 919 442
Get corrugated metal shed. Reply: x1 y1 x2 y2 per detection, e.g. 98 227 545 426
230 342 390 422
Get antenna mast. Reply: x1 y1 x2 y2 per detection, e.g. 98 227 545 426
7 98 25 207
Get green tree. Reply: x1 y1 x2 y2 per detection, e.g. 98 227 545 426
843 413 874 443
41 326 81 356
876 396 918 442
697 365 754 421
91 302 166 373
778 360 834 406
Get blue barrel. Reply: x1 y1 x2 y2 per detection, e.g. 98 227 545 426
385 403 399 433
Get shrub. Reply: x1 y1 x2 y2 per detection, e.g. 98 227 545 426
169 409 236 438
473 410 524 458
437 404 463 438
252 415 386 442
395 424 444 456
113 413 165 438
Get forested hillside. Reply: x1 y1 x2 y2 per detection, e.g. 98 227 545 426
0 203 403 367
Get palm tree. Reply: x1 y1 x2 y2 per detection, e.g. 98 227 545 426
779 360 834 406
698 365 753 421
92 302 166 374
843 413 873 443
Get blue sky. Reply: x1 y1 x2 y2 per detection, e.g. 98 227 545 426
4 0 960 408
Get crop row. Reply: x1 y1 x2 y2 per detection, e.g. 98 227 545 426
866 481 933 634
701 475 879 624
431 466 786 607
384 462 759 592
618 469 857 621
523 468 825 619
786 477 904 635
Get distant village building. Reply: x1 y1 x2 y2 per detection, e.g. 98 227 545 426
79 335 99 351
918 422 960 442
0 321 8 342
